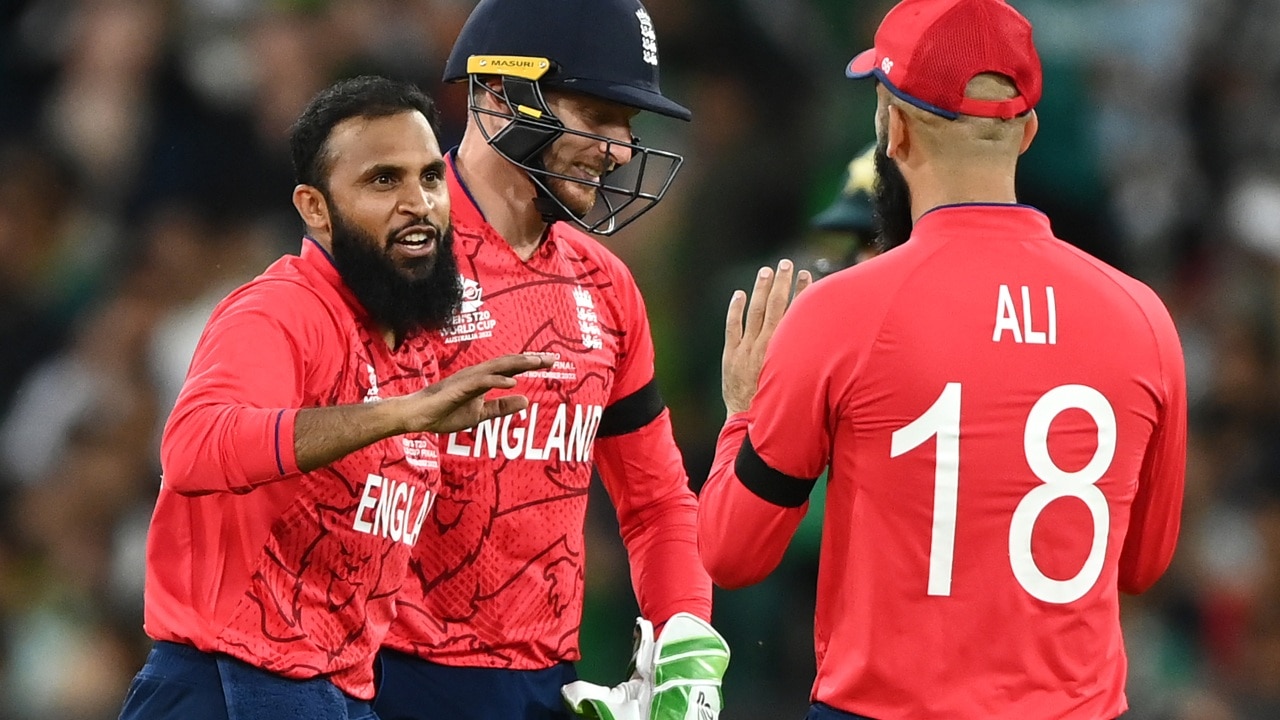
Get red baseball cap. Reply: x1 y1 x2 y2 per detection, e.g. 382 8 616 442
845 0 1042 120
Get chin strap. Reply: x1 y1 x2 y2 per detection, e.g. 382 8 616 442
524 152 578 227
532 184 573 226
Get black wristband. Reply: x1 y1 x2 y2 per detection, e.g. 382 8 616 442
597 378 665 438
734 433 817 508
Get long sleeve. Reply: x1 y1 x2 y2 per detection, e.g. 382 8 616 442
595 409 711 625
593 263 711 625
698 415 809 589
698 287 836 589
1119 296 1187 593
160 282 333 495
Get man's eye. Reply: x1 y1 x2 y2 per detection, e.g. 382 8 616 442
374 174 395 185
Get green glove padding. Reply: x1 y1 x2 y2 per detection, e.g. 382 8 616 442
562 613 730 720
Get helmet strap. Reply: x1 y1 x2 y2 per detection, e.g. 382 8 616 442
485 77 563 165
526 157 574 226
478 77 577 227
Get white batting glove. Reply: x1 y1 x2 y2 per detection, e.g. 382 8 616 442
562 613 730 720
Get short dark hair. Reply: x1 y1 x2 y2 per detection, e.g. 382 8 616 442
289 75 440 190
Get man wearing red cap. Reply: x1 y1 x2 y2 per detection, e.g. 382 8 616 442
700 1 1187 718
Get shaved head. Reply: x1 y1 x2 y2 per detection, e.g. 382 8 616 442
877 73 1034 163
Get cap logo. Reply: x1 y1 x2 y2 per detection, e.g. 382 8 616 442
880 57 894 75
636 8 658 66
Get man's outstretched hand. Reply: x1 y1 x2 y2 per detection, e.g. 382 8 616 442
722 260 812 415
397 352 556 434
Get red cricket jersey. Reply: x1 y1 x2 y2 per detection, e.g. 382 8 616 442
700 205 1186 719
145 239 441 700
382 153 710 669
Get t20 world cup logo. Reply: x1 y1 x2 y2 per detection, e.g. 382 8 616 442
460 276 484 313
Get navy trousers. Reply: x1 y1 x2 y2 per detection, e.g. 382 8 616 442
118 641 376 720
806 702 877 719
373 649 578 720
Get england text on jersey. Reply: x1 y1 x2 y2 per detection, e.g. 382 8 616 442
352 473 437 546
444 403 603 462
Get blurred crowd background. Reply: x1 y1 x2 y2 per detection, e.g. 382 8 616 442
2 0 1280 718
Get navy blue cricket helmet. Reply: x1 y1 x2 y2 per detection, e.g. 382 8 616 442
444 0 690 235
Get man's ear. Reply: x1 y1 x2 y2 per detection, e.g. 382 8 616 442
292 184 330 236
1018 110 1038 155
886 103 911 162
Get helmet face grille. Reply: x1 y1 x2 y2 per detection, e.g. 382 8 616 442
469 76 684 236
580 145 682 235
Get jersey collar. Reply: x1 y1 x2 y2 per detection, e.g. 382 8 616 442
445 148 565 263
446 148 488 230
299 235 372 325
913 203 1053 240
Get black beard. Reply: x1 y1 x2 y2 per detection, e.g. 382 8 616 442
329 208 461 339
873 136 914 252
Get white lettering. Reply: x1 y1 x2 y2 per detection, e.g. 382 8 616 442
523 403 547 461
993 284 1022 343
405 488 433 545
441 308 498 344
567 405 602 462
546 404 567 459
1046 286 1057 345
441 402 602 462
501 411 525 460
352 473 382 533
389 482 409 542
352 474 434 547
446 431 471 455
473 416 501 458
994 285 1057 345
374 478 395 537
402 437 438 469
1021 286 1046 344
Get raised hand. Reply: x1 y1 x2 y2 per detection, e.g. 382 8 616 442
400 353 557 434
292 353 555 474
722 260 812 415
